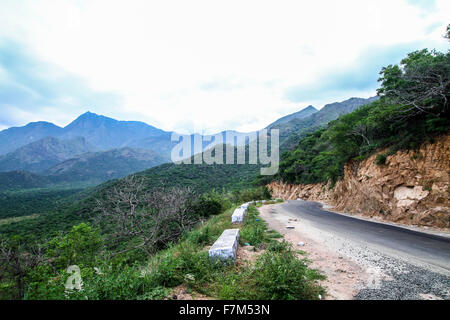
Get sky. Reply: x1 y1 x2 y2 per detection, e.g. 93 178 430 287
0 0 448 134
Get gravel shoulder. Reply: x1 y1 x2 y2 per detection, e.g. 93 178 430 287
258 203 450 300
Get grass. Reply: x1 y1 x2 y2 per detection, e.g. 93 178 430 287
141 204 325 300
33 202 325 300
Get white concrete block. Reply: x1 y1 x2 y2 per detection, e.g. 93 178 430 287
209 229 240 262
240 202 250 210
232 207 246 223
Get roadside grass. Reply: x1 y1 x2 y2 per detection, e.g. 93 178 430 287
143 205 326 300
59 203 325 300
254 198 284 208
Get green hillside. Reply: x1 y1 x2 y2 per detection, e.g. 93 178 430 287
275 49 449 186
272 96 378 150
45 147 166 184
0 171 51 191
0 136 97 173
266 105 318 128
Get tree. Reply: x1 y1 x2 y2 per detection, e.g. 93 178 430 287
377 49 450 118
46 223 102 270
96 175 198 256
0 237 43 299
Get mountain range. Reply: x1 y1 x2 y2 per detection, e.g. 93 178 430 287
0 96 377 189
0 136 97 173
266 105 318 128
270 96 379 149
45 147 166 184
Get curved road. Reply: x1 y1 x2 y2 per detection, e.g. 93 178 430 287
276 200 450 273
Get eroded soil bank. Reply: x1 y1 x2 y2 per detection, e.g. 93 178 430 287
269 135 450 229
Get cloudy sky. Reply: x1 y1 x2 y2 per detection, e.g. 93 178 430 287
0 0 448 134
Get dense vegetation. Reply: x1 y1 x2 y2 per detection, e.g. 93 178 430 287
45 147 166 184
0 136 96 173
134 162 261 194
0 187 326 300
0 183 107 241
0 187 85 219
0 171 51 191
274 49 449 186
0 143 265 243
270 97 378 150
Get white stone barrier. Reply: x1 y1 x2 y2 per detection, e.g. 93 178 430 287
240 202 250 210
209 229 240 263
232 207 246 223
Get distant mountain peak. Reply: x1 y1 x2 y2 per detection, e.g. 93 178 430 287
24 121 61 128
266 104 318 128
72 111 105 121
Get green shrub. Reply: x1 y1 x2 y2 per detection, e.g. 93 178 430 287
375 154 387 165
267 240 290 252
230 187 272 204
148 242 224 290
190 191 225 217
45 223 103 270
248 244 325 300
240 207 268 246
184 227 212 246
213 241 325 300
66 264 166 300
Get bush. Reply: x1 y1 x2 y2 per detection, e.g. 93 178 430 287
248 243 325 300
375 154 387 166
267 240 290 253
66 264 167 300
184 227 213 246
45 223 103 270
213 241 325 300
240 207 268 247
148 242 224 290
189 191 226 218
229 187 272 204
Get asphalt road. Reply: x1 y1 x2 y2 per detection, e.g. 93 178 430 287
276 200 450 272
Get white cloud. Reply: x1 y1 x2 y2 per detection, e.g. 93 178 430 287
0 0 448 133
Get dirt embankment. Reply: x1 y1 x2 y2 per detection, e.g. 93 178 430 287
269 135 450 229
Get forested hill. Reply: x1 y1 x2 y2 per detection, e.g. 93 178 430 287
271 96 378 150
0 136 96 173
0 171 51 191
273 49 449 186
0 144 262 241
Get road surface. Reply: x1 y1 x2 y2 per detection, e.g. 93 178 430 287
275 200 450 272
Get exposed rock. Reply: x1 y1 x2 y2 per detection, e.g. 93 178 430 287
268 135 450 228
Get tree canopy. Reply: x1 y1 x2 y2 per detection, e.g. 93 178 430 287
274 49 450 186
